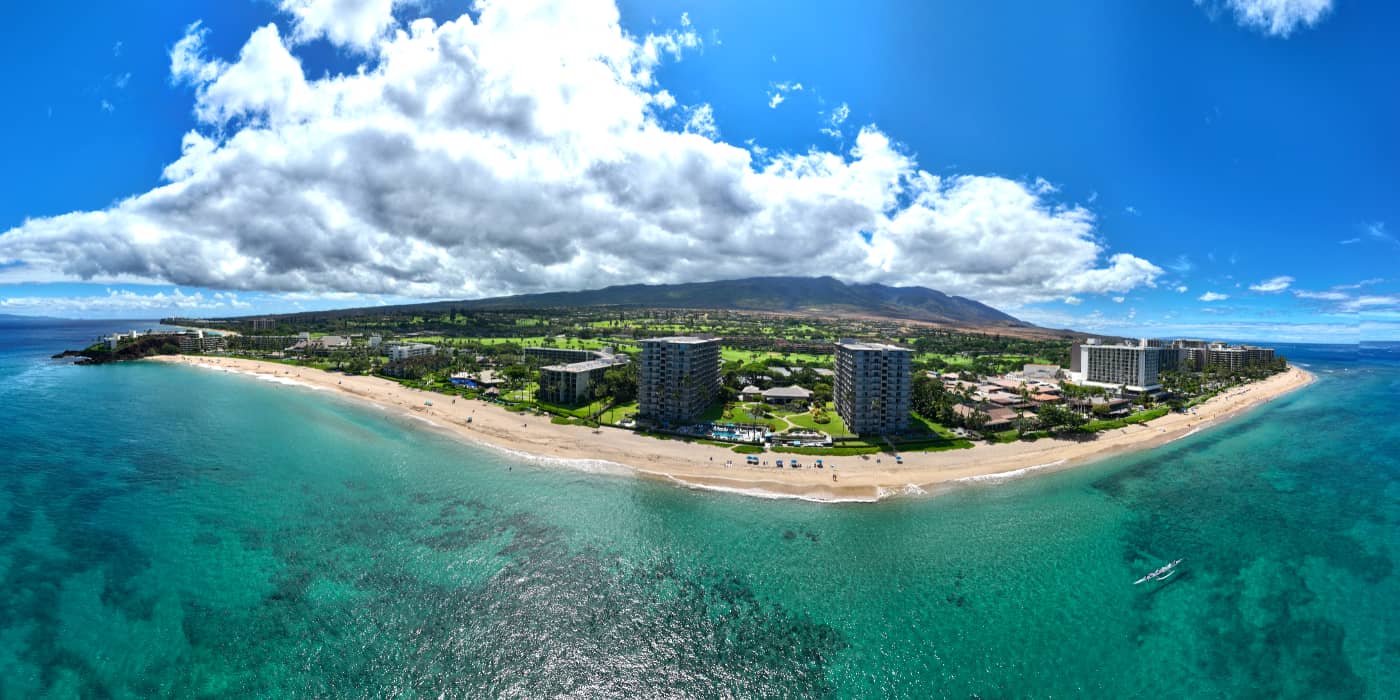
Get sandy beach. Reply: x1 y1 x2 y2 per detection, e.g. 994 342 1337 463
148 355 1314 502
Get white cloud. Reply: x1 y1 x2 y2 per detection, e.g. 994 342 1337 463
1293 289 1348 301
1111 296 1125 303
1248 275 1293 292
1063 296 1083 305
1199 291 1230 302
1339 237 1360 245
0 0 1163 310
113 41 124 57
1199 0 1333 37
1340 295 1400 313
114 72 132 89
0 288 246 315
820 101 850 137
682 103 718 138
1362 221 1397 248
1167 254 1193 273
278 0 406 52
1124 205 1139 216
100 100 115 113
767 81 802 109
1176 285 1189 293
1335 278 1383 290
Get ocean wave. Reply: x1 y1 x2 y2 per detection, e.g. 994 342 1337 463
875 483 929 499
177 360 325 392
652 474 880 503
954 459 1067 483
485 443 635 477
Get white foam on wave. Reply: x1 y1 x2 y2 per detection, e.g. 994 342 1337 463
250 373 326 391
177 360 325 392
875 483 929 499
483 443 636 477
954 459 1068 483
652 473 880 503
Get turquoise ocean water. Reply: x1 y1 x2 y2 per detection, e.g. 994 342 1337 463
1 319 1396 697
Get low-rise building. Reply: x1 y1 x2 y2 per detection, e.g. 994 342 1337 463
537 359 617 405
388 342 437 361
760 385 813 406
176 330 226 354
1022 364 1061 381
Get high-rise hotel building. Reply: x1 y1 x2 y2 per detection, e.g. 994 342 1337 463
638 336 722 424
1069 339 1164 392
834 341 912 436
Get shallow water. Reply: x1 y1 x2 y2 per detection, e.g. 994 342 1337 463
1 320 1395 697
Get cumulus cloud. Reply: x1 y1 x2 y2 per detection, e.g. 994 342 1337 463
1175 285 1189 293
0 0 1162 309
1248 275 1293 292
1063 296 1082 306
1199 291 1230 302
278 0 406 52
1198 0 1333 37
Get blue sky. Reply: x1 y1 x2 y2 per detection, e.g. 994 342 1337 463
0 0 1394 342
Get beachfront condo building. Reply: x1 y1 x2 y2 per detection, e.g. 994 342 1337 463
1161 339 1276 371
537 356 627 405
638 336 721 424
388 342 437 361
834 341 913 436
524 346 626 365
1205 344 1275 369
1070 339 1164 392
525 346 597 364
176 330 226 354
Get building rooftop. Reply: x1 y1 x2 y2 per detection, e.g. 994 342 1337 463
543 359 618 373
644 336 716 344
762 385 813 399
836 340 911 352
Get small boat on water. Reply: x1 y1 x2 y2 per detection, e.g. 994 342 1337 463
1134 559 1182 585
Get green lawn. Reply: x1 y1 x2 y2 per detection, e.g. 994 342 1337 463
1083 406 1170 432
597 401 638 425
473 336 550 346
720 348 833 365
784 407 851 437
534 398 610 419
721 403 786 430
907 412 963 440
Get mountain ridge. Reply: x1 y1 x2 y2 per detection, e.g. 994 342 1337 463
205 276 1076 335
452 276 1026 326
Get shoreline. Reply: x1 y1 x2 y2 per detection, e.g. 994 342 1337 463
146 355 1315 502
